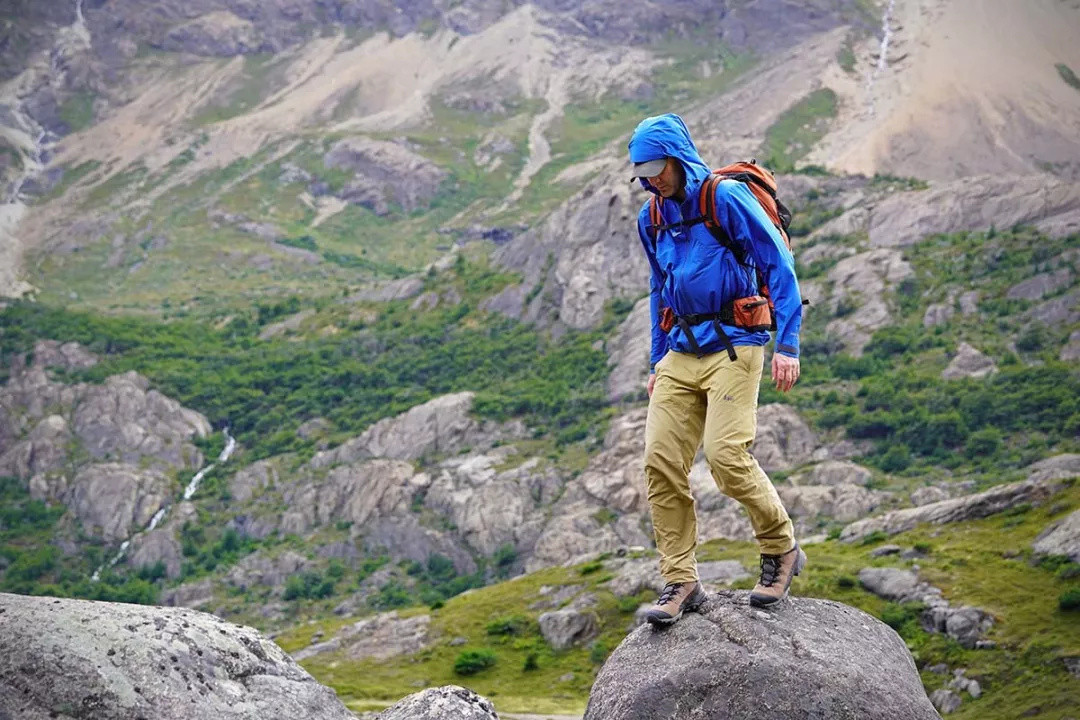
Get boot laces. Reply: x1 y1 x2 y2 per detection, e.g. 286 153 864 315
758 555 783 587
655 582 684 606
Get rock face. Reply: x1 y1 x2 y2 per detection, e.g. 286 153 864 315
823 249 914 354
751 404 818 472
0 592 354 720
376 685 498 720
584 591 940 720
605 297 651 401
310 392 523 467
323 137 447 214
840 461 1075 542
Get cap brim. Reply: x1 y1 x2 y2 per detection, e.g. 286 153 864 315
630 158 667 180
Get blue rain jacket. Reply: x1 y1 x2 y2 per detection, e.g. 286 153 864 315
628 114 803 371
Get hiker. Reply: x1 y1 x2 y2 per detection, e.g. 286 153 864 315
629 113 806 625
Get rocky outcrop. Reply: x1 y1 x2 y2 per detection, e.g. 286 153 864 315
0 593 354 720
162 12 266 56
225 550 311 594
539 608 600 650
323 137 447 214
605 297 651 401
941 342 997 380
840 458 1077 542
1006 268 1075 301
1032 510 1080 562
814 175 1080 248
293 611 431 662
584 591 940 720
752 404 817 472
778 482 890 524
310 392 524 467
823 249 914 355
1 344 210 483
858 568 993 649
376 685 498 720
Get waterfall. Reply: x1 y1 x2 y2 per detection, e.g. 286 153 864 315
864 0 897 117
91 428 236 581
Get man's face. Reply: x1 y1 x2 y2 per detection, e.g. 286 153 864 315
647 157 683 198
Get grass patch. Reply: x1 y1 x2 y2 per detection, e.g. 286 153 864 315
760 89 838 173
58 91 96 133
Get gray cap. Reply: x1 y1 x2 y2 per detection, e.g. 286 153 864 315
630 158 667 180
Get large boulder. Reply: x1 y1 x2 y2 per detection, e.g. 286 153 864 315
376 685 498 720
539 608 600 651
584 591 939 720
1032 510 1080 563
0 593 354 720
941 342 997 380
293 611 431 662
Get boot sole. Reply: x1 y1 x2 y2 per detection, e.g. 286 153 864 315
749 547 807 608
646 587 708 627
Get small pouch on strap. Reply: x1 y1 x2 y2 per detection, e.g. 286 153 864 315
659 306 676 333
720 295 774 332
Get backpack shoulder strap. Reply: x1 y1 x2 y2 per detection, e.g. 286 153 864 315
699 173 749 266
647 195 662 249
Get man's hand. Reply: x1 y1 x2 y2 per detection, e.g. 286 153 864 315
647 373 657 397
771 353 800 392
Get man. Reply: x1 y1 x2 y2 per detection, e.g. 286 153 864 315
628 113 805 625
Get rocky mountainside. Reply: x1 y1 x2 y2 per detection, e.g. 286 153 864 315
1 0 1079 717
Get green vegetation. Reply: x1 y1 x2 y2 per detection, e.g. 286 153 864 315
760 89 838 173
1056 63 1080 92
58 91 96 133
454 648 498 675
0 253 612 464
837 36 857 74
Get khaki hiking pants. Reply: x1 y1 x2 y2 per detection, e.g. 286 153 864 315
644 346 794 584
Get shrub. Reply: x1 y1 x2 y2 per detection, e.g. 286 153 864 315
878 444 912 473
589 641 609 664
523 652 540 671
485 615 532 637
860 530 889 546
965 427 1002 459
836 575 856 589
454 649 497 675
1059 588 1080 612
579 561 604 576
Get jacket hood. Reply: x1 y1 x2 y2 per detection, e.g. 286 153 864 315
627 113 711 200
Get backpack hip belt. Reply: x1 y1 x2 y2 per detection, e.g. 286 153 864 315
666 295 773 362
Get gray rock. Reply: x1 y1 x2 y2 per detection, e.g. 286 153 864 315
606 297 651 401
797 460 874 487
160 578 216 610
870 544 903 557
1023 289 1080 327
1006 268 1074 300
62 463 172 542
923 302 955 327
958 291 980 315
943 607 994 649
377 685 498 720
911 486 950 506
941 342 997 380
344 276 425 303
1062 330 1080 361
1026 454 1080 484
840 467 1073 542
127 527 184 579
752 404 817 472
824 249 914 354
162 11 267 56
929 689 962 714
292 612 431 662
225 550 310 594
0 592 354 720
584 592 940 720
697 560 751 585
539 609 600 650
258 309 316 340
310 393 523 466
858 568 925 602
323 137 447 213
778 483 889 524
1032 510 1080 562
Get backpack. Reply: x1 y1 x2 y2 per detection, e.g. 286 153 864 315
647 159 797 339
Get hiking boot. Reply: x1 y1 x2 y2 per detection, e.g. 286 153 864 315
749 544 807 608
643 581 707 626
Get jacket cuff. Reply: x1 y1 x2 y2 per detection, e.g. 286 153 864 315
776 343 799 358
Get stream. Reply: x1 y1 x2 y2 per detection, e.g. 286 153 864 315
864 0 897 117
91 429 236 581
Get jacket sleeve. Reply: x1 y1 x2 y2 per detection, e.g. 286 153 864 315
637 209 669 372
713 181 803 358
